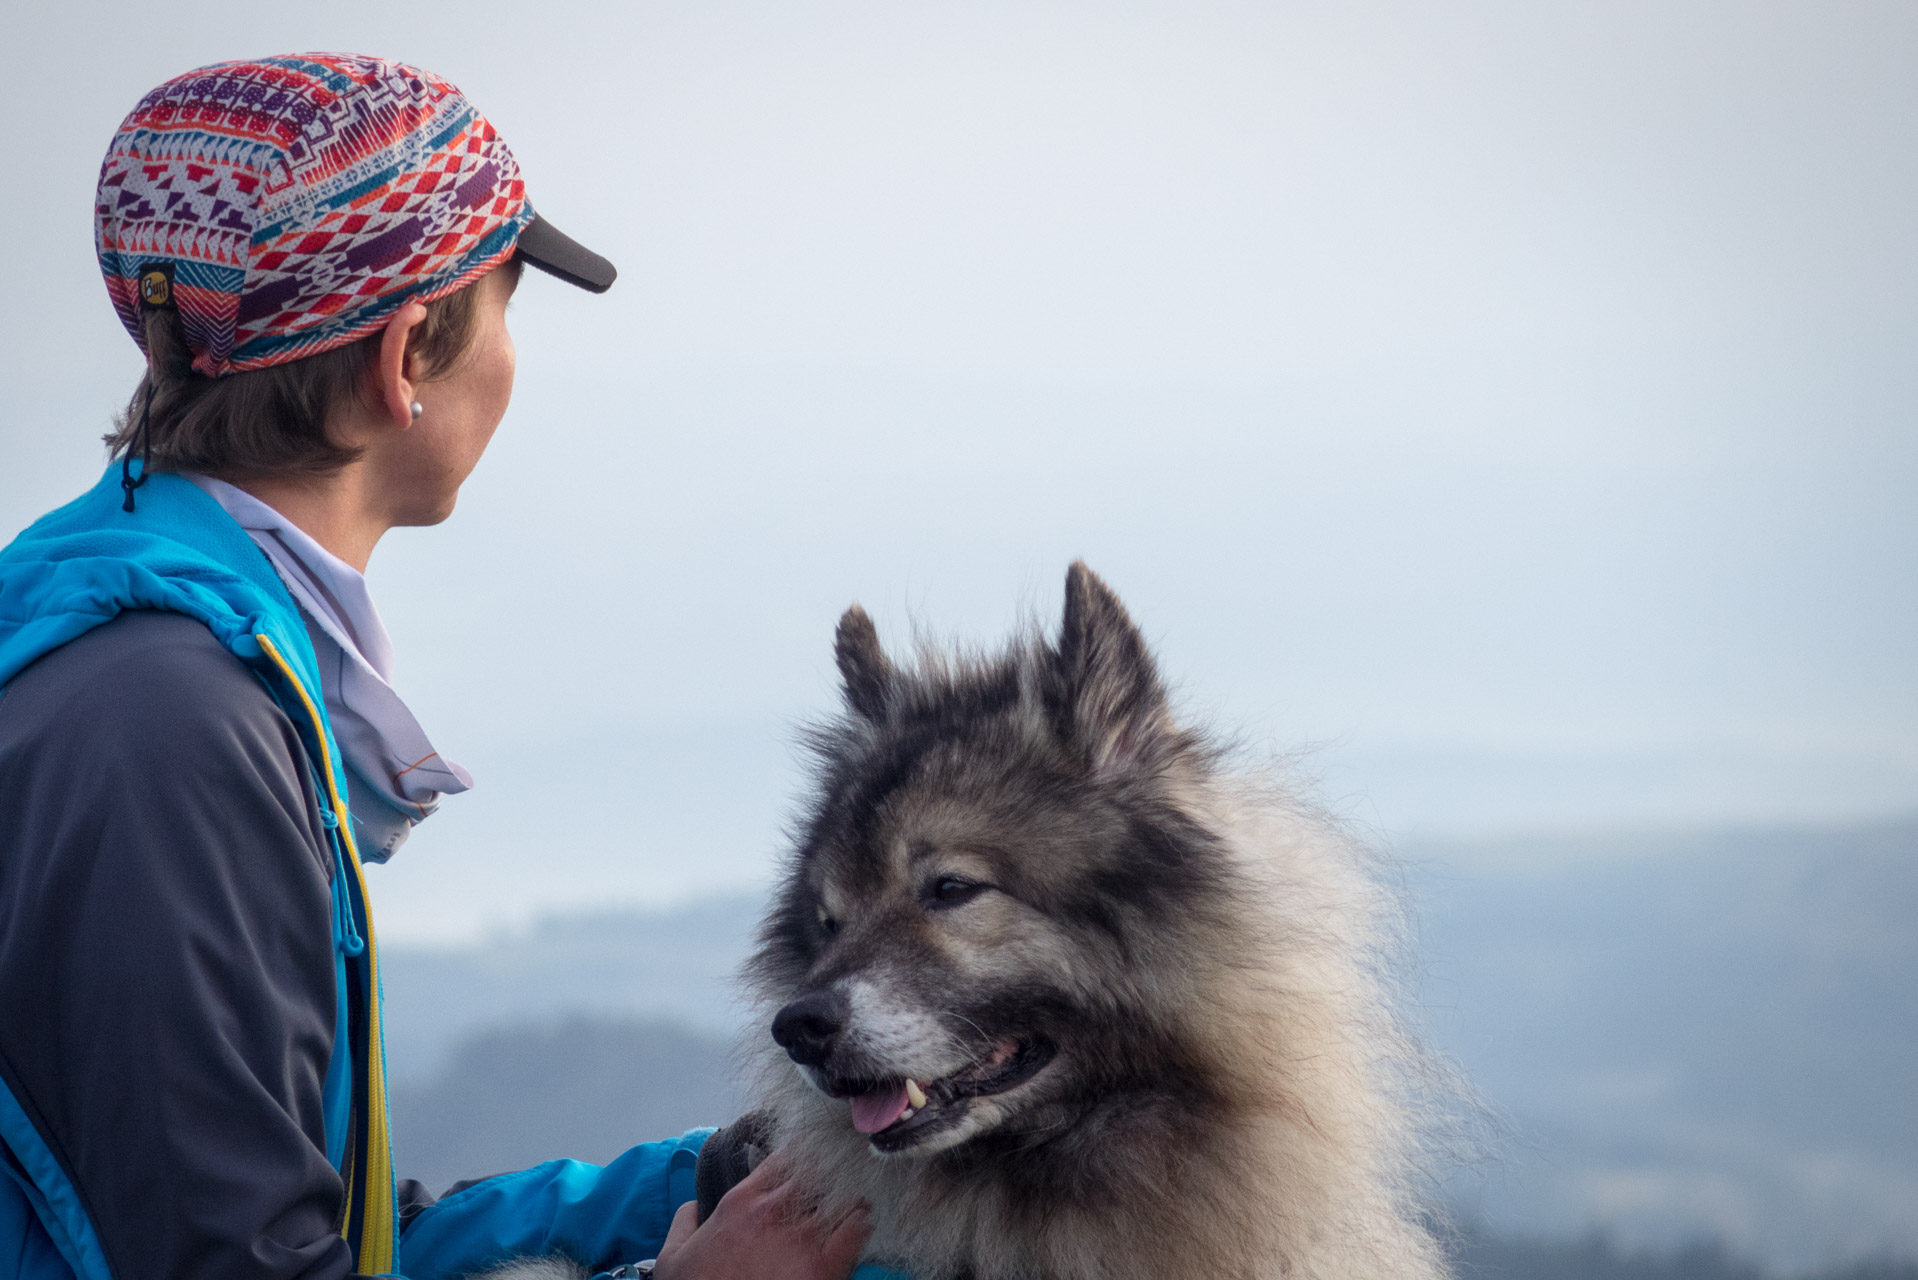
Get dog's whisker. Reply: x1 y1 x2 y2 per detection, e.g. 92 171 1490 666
936 1009 995 1051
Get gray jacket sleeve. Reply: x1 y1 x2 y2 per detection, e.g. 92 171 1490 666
0 610 406 1280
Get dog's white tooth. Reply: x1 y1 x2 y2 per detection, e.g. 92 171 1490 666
905 1078 928 1109
901 1106 915 1119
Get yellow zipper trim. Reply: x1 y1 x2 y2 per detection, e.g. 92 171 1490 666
256 633 396 1275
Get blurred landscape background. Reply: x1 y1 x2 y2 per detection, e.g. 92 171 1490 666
3 0 1913 1274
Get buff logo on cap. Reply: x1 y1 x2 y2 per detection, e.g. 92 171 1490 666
138 265 174 308
96 54 535 377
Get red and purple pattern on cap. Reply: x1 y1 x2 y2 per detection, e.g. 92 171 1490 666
97 54 533 377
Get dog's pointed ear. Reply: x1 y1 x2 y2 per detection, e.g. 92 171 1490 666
1050 562 1169 772
834 605 893 720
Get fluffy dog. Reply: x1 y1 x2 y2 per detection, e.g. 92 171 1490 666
746 563 1451 1279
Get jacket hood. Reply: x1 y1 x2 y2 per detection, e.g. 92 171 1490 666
0 463 322 698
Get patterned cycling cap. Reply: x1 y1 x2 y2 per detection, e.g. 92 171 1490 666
97 53 615 378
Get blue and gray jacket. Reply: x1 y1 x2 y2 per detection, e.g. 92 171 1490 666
0 465 710 1280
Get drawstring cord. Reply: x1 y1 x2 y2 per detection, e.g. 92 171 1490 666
333 842 366 956
120 380 155 513
287 681 366 959
318 803 366 956
126 264 172 513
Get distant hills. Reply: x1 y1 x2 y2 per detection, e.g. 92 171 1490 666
1413 818 1918 1267
389 1017 740 1193
380 894 759 1077
381 897 763 1193
379 816 1918 1270
1455 1234 1918 1280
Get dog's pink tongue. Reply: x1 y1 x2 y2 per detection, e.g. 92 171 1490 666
849 1083 912 1134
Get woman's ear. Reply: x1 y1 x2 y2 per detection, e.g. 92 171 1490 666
373 302 430 428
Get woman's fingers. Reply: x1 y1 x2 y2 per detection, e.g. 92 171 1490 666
816 1204 875 1279
655 1142 871 1280
741 1144 795 1191
658 1200 698 1260
718 1144 804 1225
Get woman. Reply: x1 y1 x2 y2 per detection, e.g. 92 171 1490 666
0 54 869 1280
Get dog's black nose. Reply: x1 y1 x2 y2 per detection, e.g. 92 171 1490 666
772 991 846 1066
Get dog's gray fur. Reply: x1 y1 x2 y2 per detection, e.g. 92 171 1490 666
746 563 1454 1280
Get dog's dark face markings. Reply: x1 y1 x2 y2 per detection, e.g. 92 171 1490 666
754 564 1233 1158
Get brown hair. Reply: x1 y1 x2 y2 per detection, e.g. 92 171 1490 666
106 257 521 479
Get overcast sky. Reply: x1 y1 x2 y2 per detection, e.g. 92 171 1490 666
3 0 1913 939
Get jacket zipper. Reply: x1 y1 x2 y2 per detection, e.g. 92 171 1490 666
255 633 397 1276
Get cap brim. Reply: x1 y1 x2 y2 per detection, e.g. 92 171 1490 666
515 214 617 294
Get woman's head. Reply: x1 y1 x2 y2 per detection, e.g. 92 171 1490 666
97 54 613 507
106 255 522 481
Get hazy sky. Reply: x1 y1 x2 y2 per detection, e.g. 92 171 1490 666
3 1 1913 939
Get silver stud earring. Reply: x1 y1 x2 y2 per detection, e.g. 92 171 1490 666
409 401 423 420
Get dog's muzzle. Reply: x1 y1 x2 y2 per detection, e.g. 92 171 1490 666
772 990 1057 1153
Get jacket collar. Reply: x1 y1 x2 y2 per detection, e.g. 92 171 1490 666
0 461 321 696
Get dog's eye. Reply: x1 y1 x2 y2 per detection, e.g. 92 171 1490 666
816 908 839 935
926 876 985 909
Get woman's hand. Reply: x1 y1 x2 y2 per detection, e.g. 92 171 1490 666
653 1147 871 1280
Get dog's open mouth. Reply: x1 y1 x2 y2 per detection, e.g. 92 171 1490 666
819 1037 1054 1152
